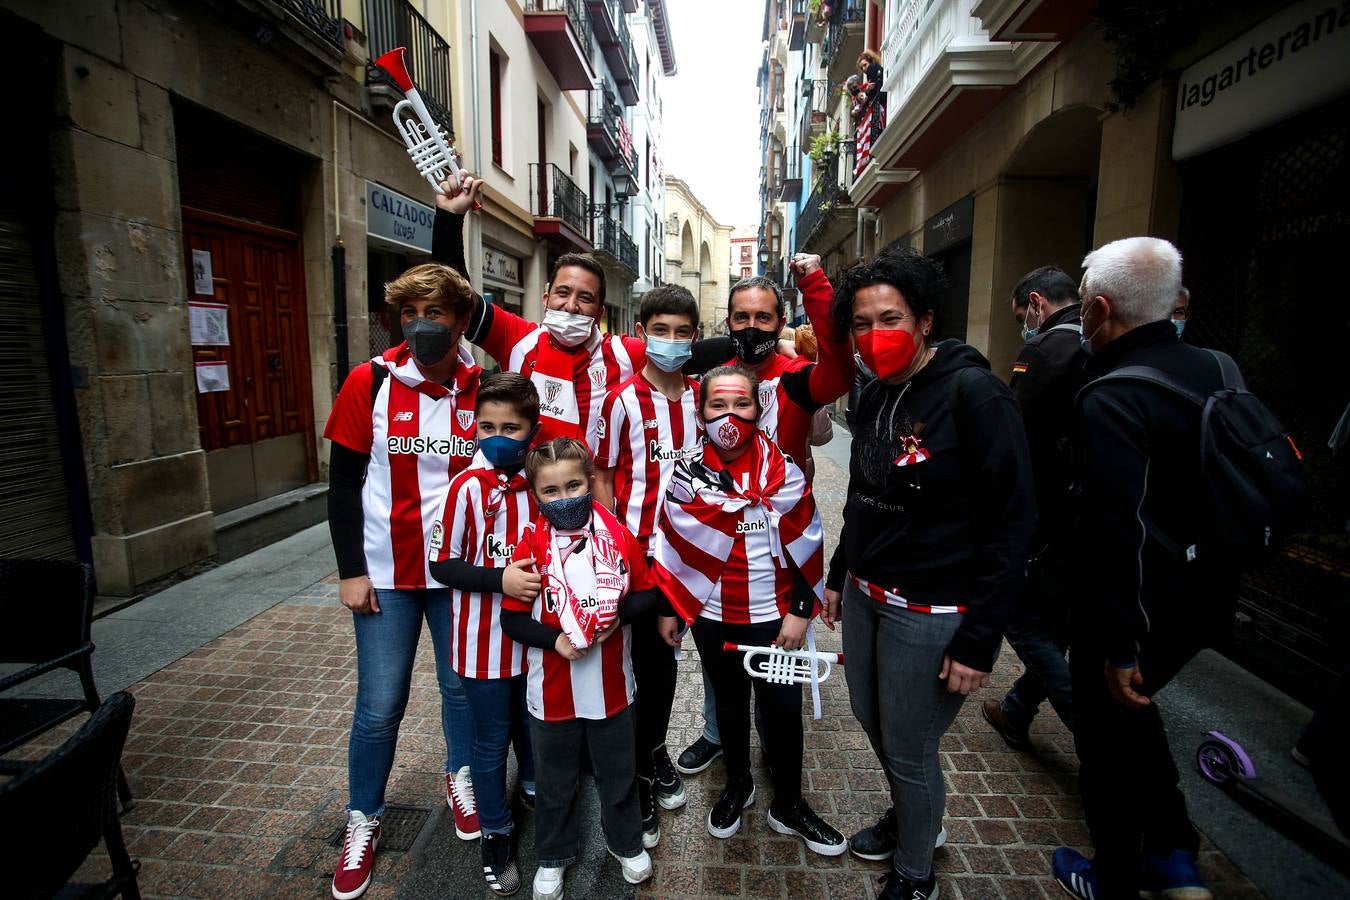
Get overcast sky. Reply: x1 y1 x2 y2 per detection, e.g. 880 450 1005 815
662 0 764 229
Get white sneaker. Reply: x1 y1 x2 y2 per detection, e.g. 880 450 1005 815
935 825 948 849
532 864 566 900
608 848 653 885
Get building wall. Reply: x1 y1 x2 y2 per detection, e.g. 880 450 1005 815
663 177 731 334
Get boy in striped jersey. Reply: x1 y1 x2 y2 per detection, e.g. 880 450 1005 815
429 373 545 896
500 438 660 899
593 285 703 844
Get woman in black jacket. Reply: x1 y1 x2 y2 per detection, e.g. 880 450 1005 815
823 248 1036 900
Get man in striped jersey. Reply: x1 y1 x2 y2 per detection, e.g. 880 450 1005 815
593 285 704 844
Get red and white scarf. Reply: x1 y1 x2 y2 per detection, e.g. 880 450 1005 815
654 433 824 623
524 502 629 650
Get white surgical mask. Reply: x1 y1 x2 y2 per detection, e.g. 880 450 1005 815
543 307 596 348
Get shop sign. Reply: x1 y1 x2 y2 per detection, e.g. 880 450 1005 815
924 195 974 255
483 246 522 287
365 181 435 253
1173 0 1350 161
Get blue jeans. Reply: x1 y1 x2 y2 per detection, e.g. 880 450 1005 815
461 674 535 835
842 581 974 882
701 670 721 745
347 588 473 817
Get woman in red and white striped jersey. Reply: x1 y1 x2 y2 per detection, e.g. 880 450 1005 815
651 366 846 859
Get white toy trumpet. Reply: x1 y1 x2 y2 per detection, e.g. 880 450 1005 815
722 642 844 685
373 47 466 197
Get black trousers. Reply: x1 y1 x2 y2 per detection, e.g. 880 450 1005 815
691 616 803 806
1071 629 1202 898
630 603 677 780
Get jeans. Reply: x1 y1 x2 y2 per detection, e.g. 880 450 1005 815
1072 632 1201 898
842 582 969 881
631 607 677 779
1001 561 1074 732
348 588 474 817
531 708 643 866
701 670 721 745
461 674 535 835
691 616 803 805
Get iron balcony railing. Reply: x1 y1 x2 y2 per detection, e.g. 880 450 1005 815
587 81 624 154
822 0 866 68
276 0 344 49
366 0 454 135
593 212 639 273
531 163 589 237
799 78 830 148
527 0 595 58
795 140 856 249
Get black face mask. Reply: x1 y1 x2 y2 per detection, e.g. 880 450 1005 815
730 326 778 365
402 318 455 367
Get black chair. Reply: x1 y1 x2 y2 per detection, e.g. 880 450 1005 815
0 558 132 808
0 691 141 899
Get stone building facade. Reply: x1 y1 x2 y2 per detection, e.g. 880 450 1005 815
662 176 732 336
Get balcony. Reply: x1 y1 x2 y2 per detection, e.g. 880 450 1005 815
530 163 593 252
271 0 344 51
798 79 830 149
587 0 640 104
586 83 634 172
788 0 807 50
821 0 866 73
592 209 639 280
524 0 596 91
795 140 855 253
776 147 802 203
365 0 454 139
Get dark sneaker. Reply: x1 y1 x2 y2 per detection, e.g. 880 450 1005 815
1053 847 1101 900
981 699 1032 751
707 777 755 838
850 807 897 860
481 832 520 895
1139 849 1214 900
516 784 536 812
877 870 938 900
767 799 846 857
652 745 687 810
638 776 660 849
675 735 723 775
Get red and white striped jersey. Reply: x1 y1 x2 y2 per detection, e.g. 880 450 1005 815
848 573 967 615
503 512 655 721
596 373 703 555
468 304 645 450
324 344 481 590
431 453 537 679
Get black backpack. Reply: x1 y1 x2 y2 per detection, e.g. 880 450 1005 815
1083 349 1307 566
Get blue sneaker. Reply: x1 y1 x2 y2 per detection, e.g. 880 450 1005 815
1139 850 1213 900
1053 847 1102 900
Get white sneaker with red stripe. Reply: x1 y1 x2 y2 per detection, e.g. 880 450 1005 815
447 766 481 840
331 810 380 899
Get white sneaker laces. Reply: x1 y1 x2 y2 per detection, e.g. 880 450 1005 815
342 814 378 871
451 769 477 815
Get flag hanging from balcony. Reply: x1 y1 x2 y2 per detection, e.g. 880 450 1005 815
617 117 634 169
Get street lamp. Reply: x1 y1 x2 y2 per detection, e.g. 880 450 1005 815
613 168 637 201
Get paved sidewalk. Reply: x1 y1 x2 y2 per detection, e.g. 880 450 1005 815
15 447 1266 899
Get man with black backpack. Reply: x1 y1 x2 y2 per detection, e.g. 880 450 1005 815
1052 237 1304 900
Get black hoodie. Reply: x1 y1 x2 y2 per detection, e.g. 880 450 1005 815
827 340 1037 671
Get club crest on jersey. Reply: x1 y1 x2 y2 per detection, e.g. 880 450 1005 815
393 411 414 422
589 367 607 388
758 384 775 410
456 410 473 430
486 535 515 560
545 380 563 404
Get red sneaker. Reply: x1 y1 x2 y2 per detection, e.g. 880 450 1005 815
447 766 481 840
331 810 380 899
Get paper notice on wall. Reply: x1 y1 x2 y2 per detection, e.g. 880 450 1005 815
192 249 214 295
195 361 231 393
189 302 230 346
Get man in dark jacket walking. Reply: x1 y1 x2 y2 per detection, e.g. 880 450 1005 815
1053 237 1233 900
983 266 1086 749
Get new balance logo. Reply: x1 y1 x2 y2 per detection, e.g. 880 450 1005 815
393 411 414 422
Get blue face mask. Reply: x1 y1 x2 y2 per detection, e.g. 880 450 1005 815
539 493 593 530
1173 319 1186 338
645 335 694 373
479 433 532 468
1020 306 1040 342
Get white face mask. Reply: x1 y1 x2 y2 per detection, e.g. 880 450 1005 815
542 307 596 348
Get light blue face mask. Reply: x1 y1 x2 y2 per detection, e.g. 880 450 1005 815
1173 319 1187 338
645 335 694 373
1020 305 1040 342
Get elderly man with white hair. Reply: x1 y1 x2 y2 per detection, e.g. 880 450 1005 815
1053 237 1238 900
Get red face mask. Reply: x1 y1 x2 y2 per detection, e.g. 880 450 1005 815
706 412 757 451
857 327 920 381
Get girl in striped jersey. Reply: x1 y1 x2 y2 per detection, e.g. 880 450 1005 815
429 373 544 896
651 366 847 858
499 438 659 899
324 261 482 900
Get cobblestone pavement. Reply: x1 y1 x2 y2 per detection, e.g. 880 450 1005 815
31 450 1259 899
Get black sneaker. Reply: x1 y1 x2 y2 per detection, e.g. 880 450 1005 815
676 735 723 775
652 746 687 810
516 784 535 812
638 776 660 849
877 870 938 900
480 832 520 895
767 799 846 857
707 777 755 838
850 806 898 861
